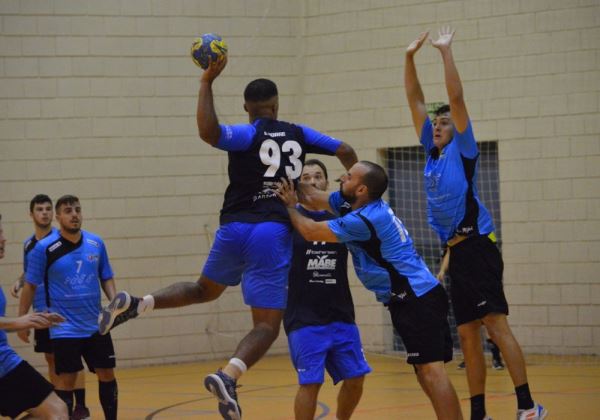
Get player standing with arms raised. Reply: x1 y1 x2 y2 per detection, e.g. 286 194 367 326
404 27 546 420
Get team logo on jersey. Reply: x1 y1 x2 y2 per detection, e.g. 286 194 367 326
457 226 474 235
87 254 99 262
48 241 62 252
391 291 408 300
86 238 99 247
307 255 336 270
425 172 441 191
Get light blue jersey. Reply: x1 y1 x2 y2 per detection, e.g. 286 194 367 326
420 118 495 243
0 286 23 378
25 230 114 339
327 192 439 304
23 227 59 312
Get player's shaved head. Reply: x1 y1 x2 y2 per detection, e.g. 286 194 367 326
359 161 388 200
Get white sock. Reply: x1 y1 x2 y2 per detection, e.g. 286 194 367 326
228 357 247 374
136 295 155 316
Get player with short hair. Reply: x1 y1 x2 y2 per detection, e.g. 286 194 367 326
0 213 69 420
12 194 90 420
285 159 371 420
19 195 119 420
276 161 463 420
404 27 546 420
97 56 357 419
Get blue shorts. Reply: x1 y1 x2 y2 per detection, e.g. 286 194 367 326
202 221 292 309
287 322 371 385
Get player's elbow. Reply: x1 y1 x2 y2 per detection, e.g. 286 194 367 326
198 130 219 146
335 142 358 168
448 90 464 105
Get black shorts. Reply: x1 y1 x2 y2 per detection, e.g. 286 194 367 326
53 332 116 375
387 284 453 365
34 328 53 354
449 235 509 326
0 361 54 418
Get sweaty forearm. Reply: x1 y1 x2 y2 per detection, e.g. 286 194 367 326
440 48 463 102
404 55 425 103
197 80 221 145
18 283 35 316
0 317 19 331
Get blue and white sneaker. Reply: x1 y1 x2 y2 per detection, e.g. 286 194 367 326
204 370 242 420
98 291 140 335
517 402 548 420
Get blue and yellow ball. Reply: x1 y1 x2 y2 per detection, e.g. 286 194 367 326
191 33 228 69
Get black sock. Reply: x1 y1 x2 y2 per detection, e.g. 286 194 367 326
73 387 86 408
55 389 73 416
515 383 534 410
99 379 118 420
470 394 486 420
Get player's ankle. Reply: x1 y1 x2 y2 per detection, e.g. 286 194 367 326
222 358 247 380
137 295 155 315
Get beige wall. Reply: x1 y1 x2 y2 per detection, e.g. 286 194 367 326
1 1 598 368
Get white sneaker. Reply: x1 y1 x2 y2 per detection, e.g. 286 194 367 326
516 402 548 420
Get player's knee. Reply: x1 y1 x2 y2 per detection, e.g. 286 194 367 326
196 276 226 301
254 320 280 343
415 362 445 385
483 314 511 340
342 376 365 391
299 383 321 394
42 392 69 419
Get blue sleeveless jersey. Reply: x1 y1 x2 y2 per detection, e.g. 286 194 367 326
420 118 495 243
23 227 59 312
327 192 439 304
216 118 341 224
0 286 23 378
25 230 114 339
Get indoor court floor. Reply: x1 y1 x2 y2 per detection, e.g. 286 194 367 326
50 353 600 419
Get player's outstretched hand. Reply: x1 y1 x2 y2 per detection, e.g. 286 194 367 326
406 31 429 57
275 177 298 208
296 182 321 207
201 54 228 83
430 26 455 51
42 312 66 326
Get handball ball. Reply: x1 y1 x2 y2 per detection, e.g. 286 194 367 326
191 33 228 69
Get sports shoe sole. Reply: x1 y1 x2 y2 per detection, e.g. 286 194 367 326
518 405 548 420
204 374 241 420
98 291 131 336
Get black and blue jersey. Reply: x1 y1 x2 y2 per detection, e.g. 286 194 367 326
0 287 23 378
420 118 494 243
216 118 341 224
284 206 354 335
25 230 114 339
23 227 58 312
327 192 439 304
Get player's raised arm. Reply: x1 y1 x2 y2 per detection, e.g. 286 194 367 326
296 182 334 213
430 26 469 133
405 31 430 138
275 178 339 242
196 55 228 146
